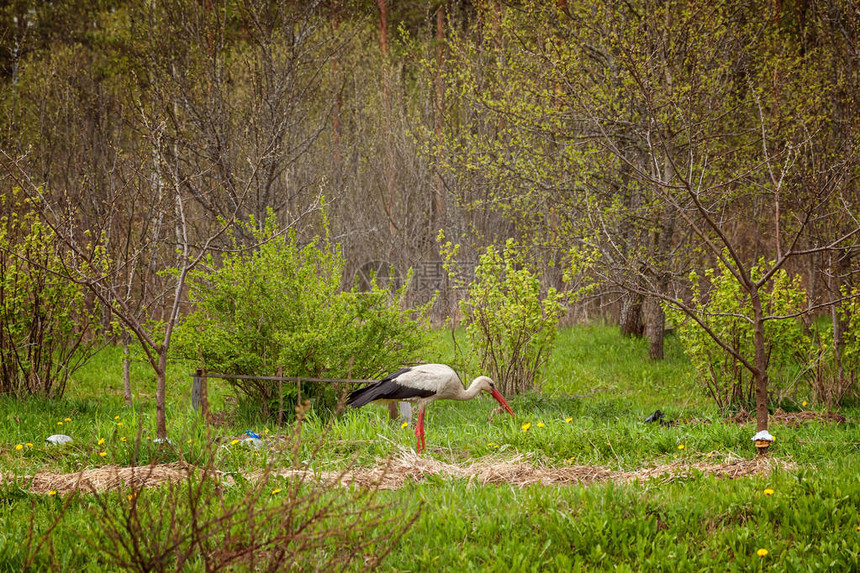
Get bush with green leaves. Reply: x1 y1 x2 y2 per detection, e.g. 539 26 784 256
171 212 434 416
441 237 565 395
0 191 104 397
666 258 811 413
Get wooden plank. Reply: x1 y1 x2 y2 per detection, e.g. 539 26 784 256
189 373 376 384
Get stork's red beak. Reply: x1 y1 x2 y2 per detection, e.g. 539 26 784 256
490 388 515 416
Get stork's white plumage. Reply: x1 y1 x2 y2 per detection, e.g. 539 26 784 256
347 364 514 453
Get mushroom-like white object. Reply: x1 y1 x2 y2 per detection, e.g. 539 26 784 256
45 434 73 445
751 430 774 442
752 430 774 455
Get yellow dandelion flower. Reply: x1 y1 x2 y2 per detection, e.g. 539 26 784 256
116 422 124 427
401 422 409 429
57 421 63 426
521 422 532 432
25 443 32 448
565 417 573 423
98 452 107 457
488 442 495 448
271 488 282 495
756 548 768 557
97 438 105 445
114 415 120 420
856 524 860 532
48 490 57 496
802 401 807 407
764 488 774 496
120 437 127 442
230 439 240 445
264 429 270 435
537 422 545 428
15 444 23 451
706 453 713 458
187 439 193 444
64 418 71 422
677 444 685 450
127 493 137 501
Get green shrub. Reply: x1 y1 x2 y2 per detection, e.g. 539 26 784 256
171 211 433 416
667 258 810 413
441 237 564 395
0 191 104 397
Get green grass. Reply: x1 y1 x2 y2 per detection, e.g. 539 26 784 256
1 323 858 570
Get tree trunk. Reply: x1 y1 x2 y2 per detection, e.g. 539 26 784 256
123 333 133 407
751 291 769 432
620 293 643 337
644 297 665 360
433 4 446 222
156 347 168 439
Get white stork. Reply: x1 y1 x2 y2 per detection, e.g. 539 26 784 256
347 364 515 453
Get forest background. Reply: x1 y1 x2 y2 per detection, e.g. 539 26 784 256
1 0 859 427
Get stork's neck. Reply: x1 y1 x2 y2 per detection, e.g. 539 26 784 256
457 377 490 401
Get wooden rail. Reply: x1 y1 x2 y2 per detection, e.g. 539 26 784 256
190 370 408 423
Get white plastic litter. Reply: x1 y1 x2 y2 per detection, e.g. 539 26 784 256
45 434 73 445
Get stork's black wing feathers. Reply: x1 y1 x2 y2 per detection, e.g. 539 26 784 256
346 368 434 408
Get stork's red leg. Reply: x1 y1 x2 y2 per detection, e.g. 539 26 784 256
415 409 425 453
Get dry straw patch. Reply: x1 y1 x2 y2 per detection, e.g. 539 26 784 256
262 451 795 490
10 452 796 494
10 463 194 495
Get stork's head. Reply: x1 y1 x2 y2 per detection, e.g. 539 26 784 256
476 376 515 417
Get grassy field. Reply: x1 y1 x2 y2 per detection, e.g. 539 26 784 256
0 324 858 571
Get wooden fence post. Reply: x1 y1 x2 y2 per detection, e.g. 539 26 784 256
191 368 209 419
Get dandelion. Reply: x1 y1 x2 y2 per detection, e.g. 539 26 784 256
230 439 240 446
565 417 573 423
401 422 409 429
271 488 282 495
114 415 120 420
677 444 685 450
57 421 63 426
120 436 127 442
48 490 57 496
756 548 768 557
116 422 124 427
764 488 774 496
97 438 105 445
15 444 23 451
537 422 546 428
25 443 32 448
187 439 193 444
521 422 532 432
706 453 713 458
64 418 71 422
127 493 137 501
264 429 270 435
98 452 107 457
802 401 807 407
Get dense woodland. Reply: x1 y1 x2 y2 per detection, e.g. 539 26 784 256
1 1 859 432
